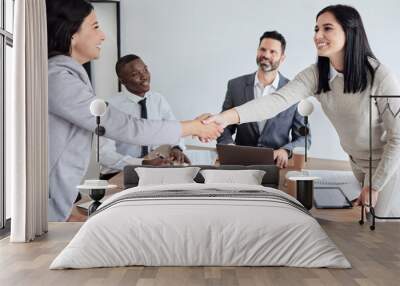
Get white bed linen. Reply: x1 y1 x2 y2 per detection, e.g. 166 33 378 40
50 183 350 269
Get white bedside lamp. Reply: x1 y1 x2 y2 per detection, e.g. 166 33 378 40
297 99 314 162
77 99 116 215
90 99 107 165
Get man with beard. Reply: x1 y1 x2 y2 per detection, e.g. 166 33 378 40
99 54 190 179
217 31 310 168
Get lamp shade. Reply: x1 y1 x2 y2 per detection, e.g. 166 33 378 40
297 99 314 116
90 99 107 117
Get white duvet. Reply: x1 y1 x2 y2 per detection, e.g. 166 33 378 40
50 183 351 269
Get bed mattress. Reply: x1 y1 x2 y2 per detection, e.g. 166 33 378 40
50 183 350 269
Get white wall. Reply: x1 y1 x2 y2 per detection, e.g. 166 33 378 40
92 2 119 100
83 2 121 181
116 0 400 161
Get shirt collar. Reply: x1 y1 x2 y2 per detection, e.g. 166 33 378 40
123 88 149 104
254 71 280 90
329 64 343 83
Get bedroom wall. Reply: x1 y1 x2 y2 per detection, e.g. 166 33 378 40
115 0 400 161
91 2 119 101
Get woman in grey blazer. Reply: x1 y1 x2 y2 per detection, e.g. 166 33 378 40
46 0 222 221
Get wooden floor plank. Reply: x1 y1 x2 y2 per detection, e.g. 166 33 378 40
1 156 399 286
1 220 399 286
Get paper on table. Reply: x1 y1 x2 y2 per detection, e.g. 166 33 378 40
304 170 362 201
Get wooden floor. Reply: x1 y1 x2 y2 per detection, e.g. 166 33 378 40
1 218 400 286
2 158 400 286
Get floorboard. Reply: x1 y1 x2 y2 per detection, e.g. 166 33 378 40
2 158 399 286
1 219 399 286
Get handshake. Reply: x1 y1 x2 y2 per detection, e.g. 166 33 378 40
182 112 230 142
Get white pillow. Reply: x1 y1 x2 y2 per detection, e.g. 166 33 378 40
200 169 266 185
135 167 201 186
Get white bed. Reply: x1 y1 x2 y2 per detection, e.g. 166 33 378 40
50 183 351 269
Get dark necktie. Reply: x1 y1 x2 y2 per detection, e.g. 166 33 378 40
138 98 149 157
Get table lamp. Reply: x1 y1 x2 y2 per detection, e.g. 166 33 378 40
90 99 107 167
297 99 314 162
77 99 116 215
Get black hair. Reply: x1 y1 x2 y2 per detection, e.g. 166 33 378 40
316 5 377 94
46 0 93 58
115 54 141 77
259 31 286 54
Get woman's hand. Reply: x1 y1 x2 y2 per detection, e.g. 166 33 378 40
198 110 240 142
355 186 379 209
195 113 213 121
194 111 235 142
180 118 223 140
194 119 224 140
202 112 234 128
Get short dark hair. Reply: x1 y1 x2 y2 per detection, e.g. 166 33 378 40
115 54 141 77
316 5 377 94
259 31 286 53
46 0 93 58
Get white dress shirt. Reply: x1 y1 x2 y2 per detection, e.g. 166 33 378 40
329 64 344 82
254 72 280 132
99 90 184 174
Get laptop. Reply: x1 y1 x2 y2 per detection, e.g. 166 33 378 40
216 144 274 165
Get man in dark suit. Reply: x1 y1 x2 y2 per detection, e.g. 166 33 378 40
217 31 311 168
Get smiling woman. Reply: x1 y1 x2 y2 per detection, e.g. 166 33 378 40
45 0 223 222
69 10 105 64
205 4 400 218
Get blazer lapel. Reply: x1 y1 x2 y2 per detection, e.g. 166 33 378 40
245 73 260 136
277 72 289 89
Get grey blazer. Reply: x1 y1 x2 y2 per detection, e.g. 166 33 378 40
48 55 181 221
217 72 311 152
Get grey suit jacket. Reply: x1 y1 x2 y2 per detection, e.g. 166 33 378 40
217 72 311 152
48 55 181 221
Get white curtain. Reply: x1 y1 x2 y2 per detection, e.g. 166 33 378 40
7 0 48 242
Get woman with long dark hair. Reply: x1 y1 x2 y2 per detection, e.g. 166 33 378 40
206 5 400 216
46 0 222 221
